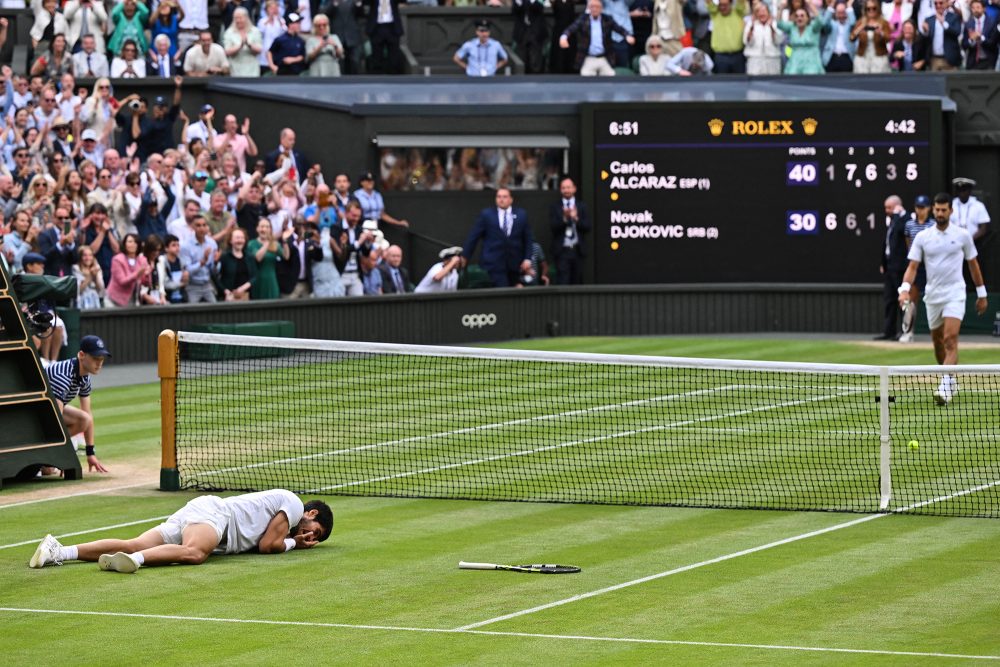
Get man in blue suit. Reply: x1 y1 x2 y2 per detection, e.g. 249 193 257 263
921 0 962 70
463 188 535 288
961 0 999 69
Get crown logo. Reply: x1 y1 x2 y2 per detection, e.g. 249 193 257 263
802 118 818 136
707 118 725 137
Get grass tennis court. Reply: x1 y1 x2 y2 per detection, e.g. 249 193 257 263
3 336 1000 664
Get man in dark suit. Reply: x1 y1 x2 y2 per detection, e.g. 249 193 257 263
326 0 366 74
922 1 962 70
365 0 405 74
961 0 999 69
876 194 911 340
39 206 78 277
512 0 549 73
148 34 183 77
264 128 309 177
558 0 635 75
378 244 411 293
277 222 323 298
549 176 590 285
463 188 536 288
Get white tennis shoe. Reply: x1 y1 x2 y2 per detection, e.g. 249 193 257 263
28 534 64 568
98 552 140 573
933 376 958 406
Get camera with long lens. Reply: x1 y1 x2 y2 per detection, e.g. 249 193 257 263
11 274 77 335
129 99 142 111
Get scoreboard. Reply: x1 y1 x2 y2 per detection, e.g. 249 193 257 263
584 101 945 284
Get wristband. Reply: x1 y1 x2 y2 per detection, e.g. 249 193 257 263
976 285 987 299
897 282 911 295
283 538 296 552
85 445 95 456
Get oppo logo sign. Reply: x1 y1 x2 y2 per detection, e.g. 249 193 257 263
461 313 497 329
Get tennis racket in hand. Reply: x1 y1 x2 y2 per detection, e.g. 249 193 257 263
900 298 914 335
459 561 581 574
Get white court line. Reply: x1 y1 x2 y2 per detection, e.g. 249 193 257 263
0 482 153 510
0 608 995 661
307 387 865 493
455 479 1000 631
0 516 170 551
196 385 743 478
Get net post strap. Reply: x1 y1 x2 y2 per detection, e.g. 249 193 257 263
158 329 180 491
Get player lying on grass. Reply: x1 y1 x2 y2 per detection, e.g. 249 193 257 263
29 490 333 573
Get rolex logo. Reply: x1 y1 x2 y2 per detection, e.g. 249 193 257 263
707 118 724 137
802 118 818 136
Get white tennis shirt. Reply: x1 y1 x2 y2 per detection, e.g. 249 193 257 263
223 489 304 554
907 223 977 305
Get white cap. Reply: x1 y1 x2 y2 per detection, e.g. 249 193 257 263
81 129 98 141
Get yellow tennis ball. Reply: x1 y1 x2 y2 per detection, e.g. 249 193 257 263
908 440 919 450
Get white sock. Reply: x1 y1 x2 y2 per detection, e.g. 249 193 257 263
60 546 78 561
132 552 145 566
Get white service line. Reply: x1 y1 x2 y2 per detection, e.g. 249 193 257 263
0 516 169 551
196 385 744 478
0 608 995 661
0 482 154 510
307 387 866 493
455 478 1000 631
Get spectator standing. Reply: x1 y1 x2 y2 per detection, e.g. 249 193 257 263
961 0 998 68
890 18 927 69
922 0 962 70
549 0 579 71
454 20 509 76
64 0 108 54
108 0 150 57
131 78 183 161
235 178 270 240
882 0 913 40
149 0 183 59
111 39 148 78
652 0 687 55
224 7 264 76
258 0 287 74
247 218 286 299
462 187 535 288
277 222 321 298
638 34 672 73
877 195 908 340
821 1 858 72
157 234 189 303
324 0 364 75
107 233 151 307
71 34 109 78
219 227 256 300
777 3 827 74
311 225 345 298
549 176 589 285
744 1 784 75
950 177 991 242
79 79 116 152
30 0 68 52
3 210 39 272
205 189 237 247
512 0 549 73
73 245 106 309
851 0 893 72
629 0 654 60
139 235 165 305
560 0 636 76
185 30 231 76
149 34 184 78
414 246 462 293
378 244 411 293
366 0 405 74
354 171 409 229
215 116 258 174
181 216 220 303
39 206 77 277
79 203 119 286
603 0 635 66
31 33 73 80
707 0 749 73
305 14 344 76
269 13 308 75
177 0 211 54
333 199 367 296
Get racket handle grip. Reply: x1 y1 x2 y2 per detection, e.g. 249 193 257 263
459 561 497 570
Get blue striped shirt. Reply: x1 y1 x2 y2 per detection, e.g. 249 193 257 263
455 38 508 76
46 358 92 404
904 215 934 242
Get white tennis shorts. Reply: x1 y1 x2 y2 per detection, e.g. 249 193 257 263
157 495 229 546
926 298 966 331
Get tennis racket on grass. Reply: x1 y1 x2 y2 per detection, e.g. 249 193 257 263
459 561 581 574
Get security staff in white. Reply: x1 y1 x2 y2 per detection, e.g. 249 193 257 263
898 192 988 405
949 177 991 242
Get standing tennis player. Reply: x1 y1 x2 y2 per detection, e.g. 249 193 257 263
897 192 988 405
29 490 333 573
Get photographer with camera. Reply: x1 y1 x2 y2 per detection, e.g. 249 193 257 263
277 218 321 299
130 77 184 161
21 253 65 363
46 335 111 473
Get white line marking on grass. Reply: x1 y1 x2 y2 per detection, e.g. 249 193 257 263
196 384 743 478
455 478 1000 631
0 608 996 661
0 482 154 510
306 388 866 493
0 516 169 551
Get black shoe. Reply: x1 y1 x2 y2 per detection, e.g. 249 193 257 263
872 334 894 340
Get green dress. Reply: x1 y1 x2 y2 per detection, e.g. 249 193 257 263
777 17 827 75
246 239 281 300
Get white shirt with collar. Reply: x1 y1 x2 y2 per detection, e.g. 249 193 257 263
907 223 977 304
950 195 990 234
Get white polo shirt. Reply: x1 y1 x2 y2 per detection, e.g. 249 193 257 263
907 223 977 304
222 489 304 554
950 195 990 235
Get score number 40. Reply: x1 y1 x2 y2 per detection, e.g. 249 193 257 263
787 211 878 234
787 161 918 184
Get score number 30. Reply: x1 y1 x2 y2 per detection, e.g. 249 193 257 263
787 211 876 234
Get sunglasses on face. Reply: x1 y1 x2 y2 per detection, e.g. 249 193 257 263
56 215 71 221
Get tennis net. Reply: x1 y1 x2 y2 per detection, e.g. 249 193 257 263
160 331 1000 517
